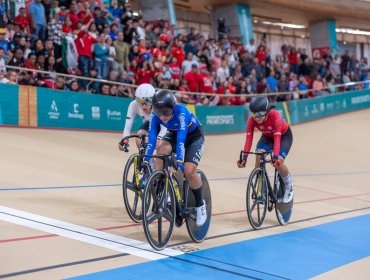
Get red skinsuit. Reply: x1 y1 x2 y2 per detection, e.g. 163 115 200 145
243 109 288 157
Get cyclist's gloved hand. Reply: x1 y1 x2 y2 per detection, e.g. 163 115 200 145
118 138 129 152
273 155 280 167
237 152 247 168
237 159 246 168
176 161 184 173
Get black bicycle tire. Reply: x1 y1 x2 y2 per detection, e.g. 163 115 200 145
246 167 268 229
142 170 176 251
122 153 143 223
186 170 212 243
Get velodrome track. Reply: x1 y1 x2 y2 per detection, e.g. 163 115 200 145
0 109 369 279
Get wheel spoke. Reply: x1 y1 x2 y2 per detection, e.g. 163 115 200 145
163 207 173 222
146 212 159 224
132 193 139 214
126 182 138 193
158 217 162 244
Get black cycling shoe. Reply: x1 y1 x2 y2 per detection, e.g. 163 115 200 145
175 214 183 227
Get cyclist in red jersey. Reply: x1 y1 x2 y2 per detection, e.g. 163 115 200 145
237 96 294 203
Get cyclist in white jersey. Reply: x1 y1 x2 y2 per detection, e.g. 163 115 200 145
118 83 166 150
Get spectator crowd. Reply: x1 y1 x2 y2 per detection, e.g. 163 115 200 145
0 0 369 106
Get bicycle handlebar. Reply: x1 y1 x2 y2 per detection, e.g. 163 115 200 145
240 150 274 163
124 134 147 140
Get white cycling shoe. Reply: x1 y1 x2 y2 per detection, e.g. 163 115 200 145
196 199 207 227
283 184 294 203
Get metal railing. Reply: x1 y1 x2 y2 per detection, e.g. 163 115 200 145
4 65 369 100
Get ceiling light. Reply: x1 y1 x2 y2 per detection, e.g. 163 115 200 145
336 28 370 36
262 21 305 29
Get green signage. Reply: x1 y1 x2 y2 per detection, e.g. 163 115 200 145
37 88 142 131
0 84 19 125
195 105 246 133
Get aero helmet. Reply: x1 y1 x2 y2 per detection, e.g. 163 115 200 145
249 96 269 113
152 90 176 116
135 83 155 105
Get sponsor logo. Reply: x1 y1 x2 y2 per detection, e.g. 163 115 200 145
91 106 100 120
206 115 234 125
351 95 370 104
343 100 347 108
48 100 60 119
320 103 325 111
179 143 185 161
107 109 122 121
311 104 319 114
327 103 334 110
193 142 205 164
179 113 186 130
68 103 84 119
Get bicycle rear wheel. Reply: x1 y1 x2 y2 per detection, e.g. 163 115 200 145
142 171 176 251
186 170 212 243
274 175 293 225
122 154 143 223
246 168 268 229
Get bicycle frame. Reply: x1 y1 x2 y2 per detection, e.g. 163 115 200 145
241 151 279 204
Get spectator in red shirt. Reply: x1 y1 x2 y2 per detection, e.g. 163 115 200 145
75 19 97 88
184 63 199 92
168 56 181 79
136 60 155 85
13 7 30 34
171 39 185 66
288 47 298 74
256 45 266 64
198 65 213 94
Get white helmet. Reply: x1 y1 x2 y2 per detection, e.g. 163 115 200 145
135 83 155 105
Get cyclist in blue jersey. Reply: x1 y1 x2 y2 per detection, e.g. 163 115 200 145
143 90 207 227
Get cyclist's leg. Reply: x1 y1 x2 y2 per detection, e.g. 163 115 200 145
275 128 293 202
184 134 206 226
155 131 175 170
255 135 273 167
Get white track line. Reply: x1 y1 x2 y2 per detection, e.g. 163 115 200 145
0 205 181 260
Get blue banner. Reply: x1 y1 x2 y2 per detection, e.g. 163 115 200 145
0 84 19 125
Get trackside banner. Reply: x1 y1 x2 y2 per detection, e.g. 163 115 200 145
34 88 370 133
37 88 142 132
0 84 19 125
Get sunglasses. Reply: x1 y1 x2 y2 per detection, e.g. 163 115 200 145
136 97 152 106
252 111 267 119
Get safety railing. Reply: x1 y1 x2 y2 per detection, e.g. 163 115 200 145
4 64 369 100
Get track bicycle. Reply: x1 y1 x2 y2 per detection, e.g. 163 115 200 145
241 151 293 230
121 134 154 223
142 154 212 250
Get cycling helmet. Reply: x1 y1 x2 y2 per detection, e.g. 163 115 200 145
249 96 269 113
135 83 155 105
152 90 176 116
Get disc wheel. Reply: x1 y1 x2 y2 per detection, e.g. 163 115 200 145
142 171 176 251
274 175 293 225
246 168 268 229
186 170 212 243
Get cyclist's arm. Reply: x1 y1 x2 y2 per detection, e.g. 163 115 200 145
144 113 159 162
123 101 138 137
176 110 189 163
271 112 283 158
243 117 255 156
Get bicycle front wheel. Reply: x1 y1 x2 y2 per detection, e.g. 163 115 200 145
246 168 268 229
186 170 212 243
122 154 143 223
142 171 176 251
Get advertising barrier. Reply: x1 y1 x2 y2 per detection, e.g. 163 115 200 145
0 84 19 125
37 88 142 132
2 86 369 134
